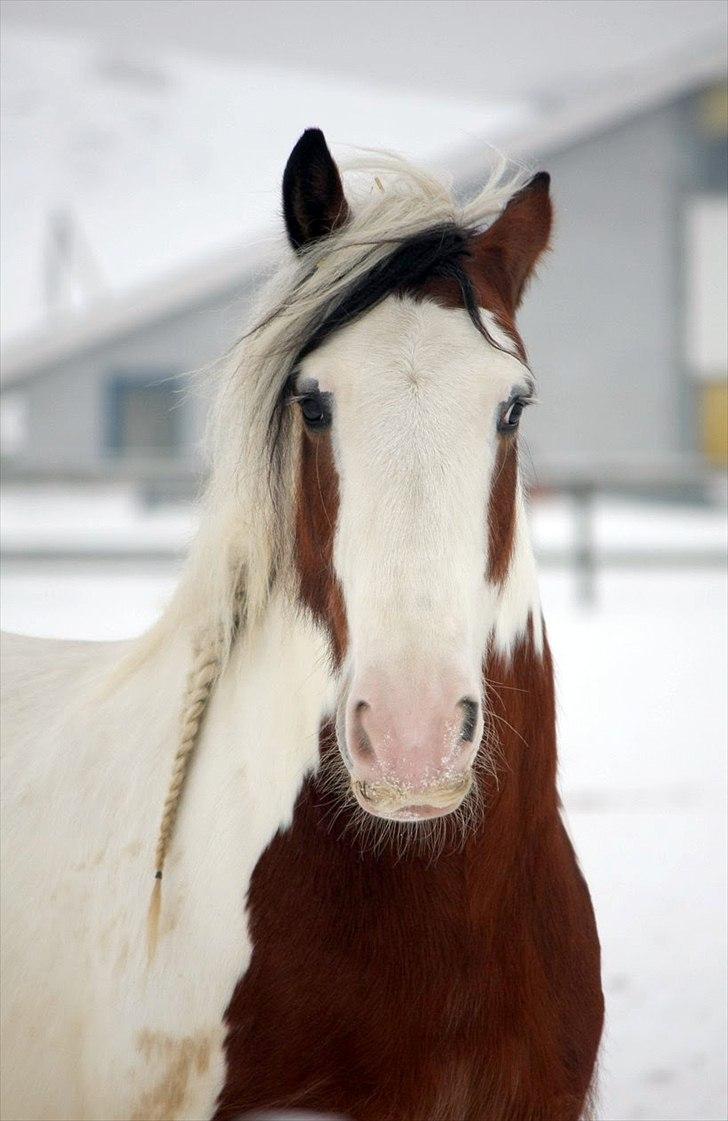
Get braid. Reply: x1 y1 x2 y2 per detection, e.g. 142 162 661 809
153 636 222 877
146 628 224 961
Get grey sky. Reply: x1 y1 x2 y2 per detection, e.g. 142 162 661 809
3 0 726 105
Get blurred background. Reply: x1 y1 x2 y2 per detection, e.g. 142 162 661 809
1 2 726 1117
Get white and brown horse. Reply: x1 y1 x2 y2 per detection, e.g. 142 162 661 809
0 130 603 1121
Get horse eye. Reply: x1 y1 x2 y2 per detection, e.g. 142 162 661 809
497 395 529 433
299 391 332 430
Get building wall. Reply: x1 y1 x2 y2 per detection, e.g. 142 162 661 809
16 286 250 468
514 100 689 472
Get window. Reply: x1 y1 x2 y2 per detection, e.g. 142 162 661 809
0 391 28 459
107 373 180 458
684 194 728 380
682 86 728 467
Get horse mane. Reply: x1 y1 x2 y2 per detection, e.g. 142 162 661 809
131 148 531 896
155 149 531 661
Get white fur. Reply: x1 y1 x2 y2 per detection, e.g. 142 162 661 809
0 151 542 1119
0 604 330 1120
299 295 540 682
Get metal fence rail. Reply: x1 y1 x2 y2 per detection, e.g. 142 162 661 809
2 456 726 603
526 458 726 602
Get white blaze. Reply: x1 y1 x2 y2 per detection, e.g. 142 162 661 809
298 295 540 683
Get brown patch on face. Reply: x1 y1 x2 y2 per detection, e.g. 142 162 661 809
294 427 347 664
214 624 603 1121
417 269 527 362
418 264 524 589
132 1030 211 1121
488 436 519 584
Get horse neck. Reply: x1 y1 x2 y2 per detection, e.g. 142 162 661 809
481 492 559 847
199 589 333 790
482 623 558 844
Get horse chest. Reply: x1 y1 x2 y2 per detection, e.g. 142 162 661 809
212 791 586 1121
210 780 602 1121
215 909 486 1120
217 926 588 1121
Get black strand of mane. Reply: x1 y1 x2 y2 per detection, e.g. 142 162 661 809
294 223 503 361
263 222 505 474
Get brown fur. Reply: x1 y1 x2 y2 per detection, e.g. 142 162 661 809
488 438 519 585
214 170 603 1120
214 634 603 1121
294 427 347 665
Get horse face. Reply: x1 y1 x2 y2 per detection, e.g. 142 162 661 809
284 131 551 820
294 298 531 819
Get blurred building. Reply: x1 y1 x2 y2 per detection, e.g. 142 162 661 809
507 68 728 474
1 49 726 482
0 243 263 481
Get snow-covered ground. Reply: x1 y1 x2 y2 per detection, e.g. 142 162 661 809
2 481 726 565
1 489 727 1120
548 569 727 1121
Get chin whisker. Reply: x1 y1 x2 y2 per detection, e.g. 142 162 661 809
312 734 492 862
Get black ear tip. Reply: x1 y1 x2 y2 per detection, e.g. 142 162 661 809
528 170 550 191
291 128 329 158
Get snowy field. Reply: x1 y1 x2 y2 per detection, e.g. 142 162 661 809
1 487 726 1120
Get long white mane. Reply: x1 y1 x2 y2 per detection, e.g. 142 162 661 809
156 150 530 663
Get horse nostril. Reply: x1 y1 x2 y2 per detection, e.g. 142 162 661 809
458 697 480 743
352 700 374 760
344 683 481 785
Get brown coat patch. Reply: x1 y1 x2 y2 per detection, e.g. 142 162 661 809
488 437 519 584
214 630 603 1121
294 428 347 664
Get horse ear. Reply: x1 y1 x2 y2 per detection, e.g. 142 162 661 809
282 129 350 251
471 172 552 310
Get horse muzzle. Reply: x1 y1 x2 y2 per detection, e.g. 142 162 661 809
351 771 473 820
336 662 483 820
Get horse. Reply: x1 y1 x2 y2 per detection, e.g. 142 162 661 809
0 128 604 1121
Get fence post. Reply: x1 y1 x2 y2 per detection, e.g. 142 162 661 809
573 483 596 606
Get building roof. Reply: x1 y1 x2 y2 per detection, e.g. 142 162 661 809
1 238 271 388
451 41 726 183
1 25 530 366
1 41 724 391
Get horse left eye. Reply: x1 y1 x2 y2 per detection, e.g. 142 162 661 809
498 396 528 433
300 392 332 430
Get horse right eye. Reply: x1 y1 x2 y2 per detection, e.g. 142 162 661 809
497 394 530 433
